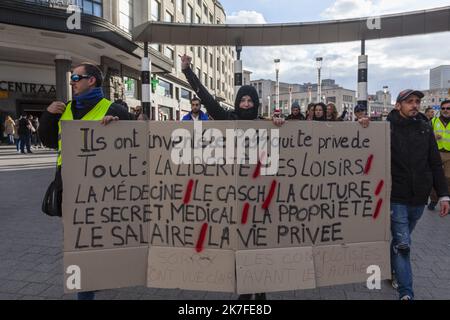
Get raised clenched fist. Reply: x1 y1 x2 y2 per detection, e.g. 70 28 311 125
181 54 192 70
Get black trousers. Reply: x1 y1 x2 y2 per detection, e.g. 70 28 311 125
238 293 266 300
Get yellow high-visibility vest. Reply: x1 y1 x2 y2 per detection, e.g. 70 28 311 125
432 117 450 151
57 98 112 166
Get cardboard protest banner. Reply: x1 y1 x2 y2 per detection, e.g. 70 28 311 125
313 242 391 287
64 247 148 292
148 246 235 292
62 120 391 294
235 122 390 248
304 122 391 245
62 121 149 293
233 121 390 293
147 122 238 251
236 247 316 294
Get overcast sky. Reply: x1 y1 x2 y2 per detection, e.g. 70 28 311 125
220 0 450 100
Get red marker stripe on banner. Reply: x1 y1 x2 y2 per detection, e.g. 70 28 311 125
195 223 208 253
183 179 195 204
373 199 383 220
241 203 250 225
253 161 262 179
262 180 277 210
375 180 385 196
364 154 374 175
253 152 267 179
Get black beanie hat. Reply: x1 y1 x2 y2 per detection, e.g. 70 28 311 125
234 85 260 120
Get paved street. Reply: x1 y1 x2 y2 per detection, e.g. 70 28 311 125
0 145 449 300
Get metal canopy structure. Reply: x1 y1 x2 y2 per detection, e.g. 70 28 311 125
132 6 450 46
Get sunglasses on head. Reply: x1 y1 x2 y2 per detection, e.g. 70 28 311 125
71 74 92 82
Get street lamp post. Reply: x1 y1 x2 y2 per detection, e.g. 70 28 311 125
383 85 388 118
316 57 323 103
234 45 243 95
308 85 312 104
289 86 293 113
267 95 271 117
274 59 280 110
142 42 151 119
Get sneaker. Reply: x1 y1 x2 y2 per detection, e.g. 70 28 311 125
427 202 437 211
391 275 399 290
400 295 412 300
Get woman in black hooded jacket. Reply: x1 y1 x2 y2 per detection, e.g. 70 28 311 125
181 55 261 121
181 54 267 300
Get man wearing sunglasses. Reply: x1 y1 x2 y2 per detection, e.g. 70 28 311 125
40 63 130 144
38 62 130 300
39 62 130 154
387 89 449 300
428 99 450 211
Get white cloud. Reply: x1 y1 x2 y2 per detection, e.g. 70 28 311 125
322 0 375 19
322 0 450 20
226 10 267 24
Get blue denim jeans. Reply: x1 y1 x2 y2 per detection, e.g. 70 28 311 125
390 203 425 299
77 291 96 300
19 134 31 153
7 134 14 145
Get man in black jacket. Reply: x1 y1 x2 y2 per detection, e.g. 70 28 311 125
387 89 449 300
39 62 129 300
18 114 32 154
286 102 305 120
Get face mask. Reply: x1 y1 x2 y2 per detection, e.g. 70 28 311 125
237 107 258 120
